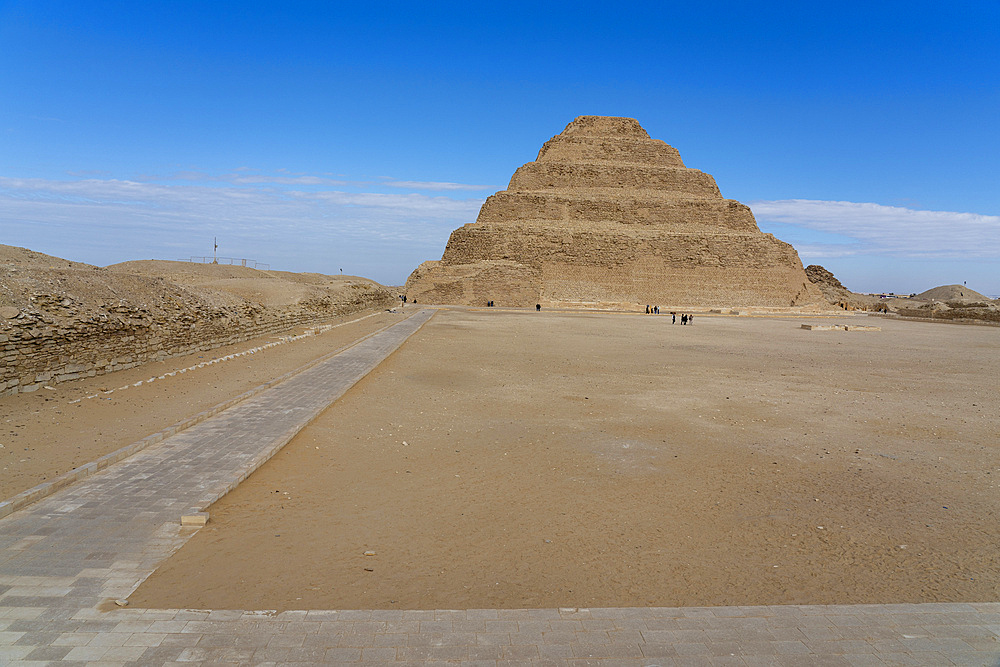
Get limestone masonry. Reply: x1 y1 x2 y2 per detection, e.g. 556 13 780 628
406 116 825 309
0 249 396 396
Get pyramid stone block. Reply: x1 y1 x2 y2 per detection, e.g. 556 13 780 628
406 116 825 309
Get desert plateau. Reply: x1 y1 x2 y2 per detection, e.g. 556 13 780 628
110 307 996 610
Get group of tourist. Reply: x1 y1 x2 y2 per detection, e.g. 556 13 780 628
645 305 694 324
481 300 693 321
485 300 539 310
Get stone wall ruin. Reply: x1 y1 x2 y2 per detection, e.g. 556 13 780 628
1 256 395 396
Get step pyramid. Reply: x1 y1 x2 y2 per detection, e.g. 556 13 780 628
405 116 824 309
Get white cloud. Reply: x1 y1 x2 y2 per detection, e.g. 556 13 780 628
131 170 496 192
750 199 1000 259
786 243 863 259
303 190 481 216
0 174 483 283
229 175 352 186
0 176 483 218
381 179 496 191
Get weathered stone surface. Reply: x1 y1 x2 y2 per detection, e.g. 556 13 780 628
0 250 397 396
805 264 886 311
180 512 210 526
406 115 826 309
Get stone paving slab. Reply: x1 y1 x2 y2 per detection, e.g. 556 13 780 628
1 307 998 665
0 312 386 520
1 602 997 665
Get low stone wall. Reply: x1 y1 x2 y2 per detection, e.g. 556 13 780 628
1 294 394 396
869 311 1000 327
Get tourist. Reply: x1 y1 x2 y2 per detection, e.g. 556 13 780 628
654 306 659 315
681 314 687 325
672 312 676 324
689 313 694 325
645 305 650 314
536 304 541 311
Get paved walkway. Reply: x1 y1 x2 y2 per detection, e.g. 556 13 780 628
0 307 998 666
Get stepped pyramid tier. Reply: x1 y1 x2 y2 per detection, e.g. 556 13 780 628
405 116 825 309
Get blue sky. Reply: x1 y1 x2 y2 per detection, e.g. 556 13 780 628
1 1 998 294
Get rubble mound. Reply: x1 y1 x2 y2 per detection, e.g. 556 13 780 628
0 244 96 270
805 265 886 311
107 260 382 310
894 284 999 324
913 285 991 303
1 247 396 395
406 115 826 309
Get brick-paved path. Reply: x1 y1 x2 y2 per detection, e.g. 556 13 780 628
1 308 998 665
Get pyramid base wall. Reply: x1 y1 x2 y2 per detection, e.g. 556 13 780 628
406 259 826 309
405 260 542 307
540 262 823 308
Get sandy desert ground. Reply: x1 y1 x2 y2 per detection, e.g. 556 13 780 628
128 309 999 611
0 309 404 499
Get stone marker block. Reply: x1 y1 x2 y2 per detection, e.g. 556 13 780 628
801 324 840 331
845 325 881 331
180 512 209 526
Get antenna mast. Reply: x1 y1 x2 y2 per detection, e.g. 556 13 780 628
213 237 218 264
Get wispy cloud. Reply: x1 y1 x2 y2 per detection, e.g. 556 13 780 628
750 199 1000 259
229 175 352 186
0 174 485 283
132 170 352 187
128 170 496 193
66 169 113 178
380 179 497 191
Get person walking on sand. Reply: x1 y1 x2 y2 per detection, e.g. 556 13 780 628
536 303 541 311
688 313 694 325
645 305 650 314
681 314 687 325
672 312 676 324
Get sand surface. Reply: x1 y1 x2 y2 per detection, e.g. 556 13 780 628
0 310 404 499
130 310 1000 610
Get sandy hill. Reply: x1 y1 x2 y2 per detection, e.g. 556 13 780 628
892 284 999 324
913 284 991 303
0 244 97 270
802 269 998 323
1 251 392 317
106 260 382 309
1 247 396 395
